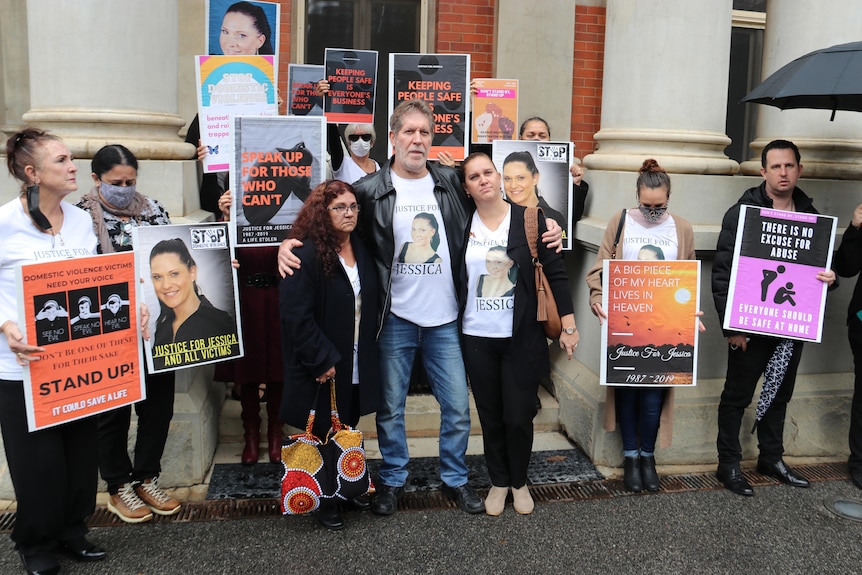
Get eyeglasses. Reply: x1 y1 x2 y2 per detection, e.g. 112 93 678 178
328 203 361 214
347 134 372 142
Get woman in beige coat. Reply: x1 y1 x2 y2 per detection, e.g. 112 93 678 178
586 159 701 493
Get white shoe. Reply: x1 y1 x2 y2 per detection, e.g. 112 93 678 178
511 485 534 515
485 486 508 516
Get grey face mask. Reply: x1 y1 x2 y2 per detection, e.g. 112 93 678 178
99 181 136 209
638 204 667 223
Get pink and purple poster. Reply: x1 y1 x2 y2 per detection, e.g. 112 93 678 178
723 206 836 342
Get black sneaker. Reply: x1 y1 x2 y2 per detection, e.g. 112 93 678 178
371 484 403 516
441 483 485 514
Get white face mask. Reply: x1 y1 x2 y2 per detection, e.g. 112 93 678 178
349 139 372 157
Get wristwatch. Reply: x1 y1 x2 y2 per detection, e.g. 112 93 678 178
563 327 577 335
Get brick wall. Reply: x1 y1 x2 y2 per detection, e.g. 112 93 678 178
275 0 292 114
436 0 496 78
571 4 606 158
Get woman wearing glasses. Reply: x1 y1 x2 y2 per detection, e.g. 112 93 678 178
279 180 379 530
76 144 181 523
585 158 699 493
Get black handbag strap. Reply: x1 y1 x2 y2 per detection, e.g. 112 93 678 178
610 209 626 259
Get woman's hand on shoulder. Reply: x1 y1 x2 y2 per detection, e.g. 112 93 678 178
278 238 304 278
541 218 563 253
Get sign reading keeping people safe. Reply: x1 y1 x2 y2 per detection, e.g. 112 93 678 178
17 252 145 431
724 206 836 342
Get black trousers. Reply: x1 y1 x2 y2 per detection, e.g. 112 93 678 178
716 336 804 467
97 369 175 493
462 335 538 489
0 381 97 554
847 317 862 474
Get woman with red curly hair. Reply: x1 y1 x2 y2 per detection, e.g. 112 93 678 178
278 180 380 531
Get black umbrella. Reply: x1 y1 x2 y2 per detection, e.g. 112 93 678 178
741 40 862 121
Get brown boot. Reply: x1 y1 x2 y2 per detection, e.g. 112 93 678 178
240 383 261 465
266 382 284 463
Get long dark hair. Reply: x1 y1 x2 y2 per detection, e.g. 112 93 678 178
290 180 357 278
92 144 138 179
225 1 274 55
149 238 201 320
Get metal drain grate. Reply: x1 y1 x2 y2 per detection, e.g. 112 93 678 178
0 461 851 532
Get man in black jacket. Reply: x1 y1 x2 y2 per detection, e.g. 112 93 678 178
834 203 862 489
712 139 835 496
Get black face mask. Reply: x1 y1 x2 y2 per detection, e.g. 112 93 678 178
26 184 52 231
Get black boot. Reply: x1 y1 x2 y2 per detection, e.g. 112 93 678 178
316 501 344 531
623 456 642 492
640 455 660 491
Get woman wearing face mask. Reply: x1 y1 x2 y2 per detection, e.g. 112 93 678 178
585 158 700 493
314 81 381 184
76 144 181 524
333 124 379 184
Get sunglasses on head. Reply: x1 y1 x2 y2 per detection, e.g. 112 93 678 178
348 134 372 142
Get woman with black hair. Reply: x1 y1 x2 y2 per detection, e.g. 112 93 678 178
77 144 180 524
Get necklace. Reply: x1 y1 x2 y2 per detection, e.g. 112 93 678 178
51 229 64 249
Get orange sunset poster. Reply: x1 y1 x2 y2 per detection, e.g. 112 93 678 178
17 252 145 431
601 260 700 386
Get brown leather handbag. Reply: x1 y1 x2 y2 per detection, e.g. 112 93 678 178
524 207 562 339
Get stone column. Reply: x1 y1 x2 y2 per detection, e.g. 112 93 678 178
23 0 192 159
739 0 862 178
584 0 738 175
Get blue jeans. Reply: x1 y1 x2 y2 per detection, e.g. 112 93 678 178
376 314 470 488
616 387 665 455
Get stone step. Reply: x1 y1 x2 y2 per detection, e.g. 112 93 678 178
219 385 561 444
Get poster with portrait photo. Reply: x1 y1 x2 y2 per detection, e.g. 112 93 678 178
230 115 327 246
389 53 470 161
206 0 280 66
724 206 836 342
17 252 145 431
600 260 700 387
324 48 378 124
195 55 277 173
288 64 325 116
133 222 243 373
491 140 574 250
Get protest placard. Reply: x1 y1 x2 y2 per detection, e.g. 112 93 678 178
196 55 277 173
288 64 325 116
206 0 280 64
491 139 574 250
17 252 145 431
229 115 327 246
601 260 701 386
389 53 470 160
134 223 243 373
724 206 836 342
324 49 378 124
472 79 518 143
